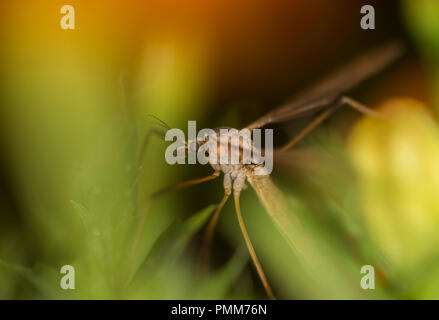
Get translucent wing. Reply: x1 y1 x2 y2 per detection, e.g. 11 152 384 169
246 173 309 258
246 41 404 130
247 173 374 298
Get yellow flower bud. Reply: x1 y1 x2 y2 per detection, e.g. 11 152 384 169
348 98 439 273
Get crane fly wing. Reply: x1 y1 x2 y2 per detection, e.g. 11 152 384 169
247 173 375 296
246 41 404 130
247 173 308 258
247 173 341 274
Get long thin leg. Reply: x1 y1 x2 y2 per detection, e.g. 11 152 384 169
198 190 231 267
124 171 221 287
234 193 275 300
280 105 337 152
340 96 385 118
149 171 220 200
279 96 383 152
137 128 166 167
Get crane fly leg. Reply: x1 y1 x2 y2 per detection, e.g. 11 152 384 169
234 193 276 300
340 96 385 119
124 171 221 287
279 105 338 152
149 171 221 200
279 96 383 152
137 128 166 167
138 114 174 167
198 190 231 269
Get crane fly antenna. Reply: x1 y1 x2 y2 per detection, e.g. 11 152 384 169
137 115 172 166
147 114 171 130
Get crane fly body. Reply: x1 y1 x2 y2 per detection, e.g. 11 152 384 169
129 41 404 299
175 126 273 192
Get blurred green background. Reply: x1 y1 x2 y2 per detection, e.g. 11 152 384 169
0 0 439 299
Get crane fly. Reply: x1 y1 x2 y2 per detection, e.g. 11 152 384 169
127 41 403 299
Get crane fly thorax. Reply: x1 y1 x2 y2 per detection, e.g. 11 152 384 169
166 122 273 176
192 127 266 195
196 127 262 166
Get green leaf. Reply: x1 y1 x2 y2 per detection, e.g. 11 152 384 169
0 260 76 299
129 205 215 284
194 246 249 299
